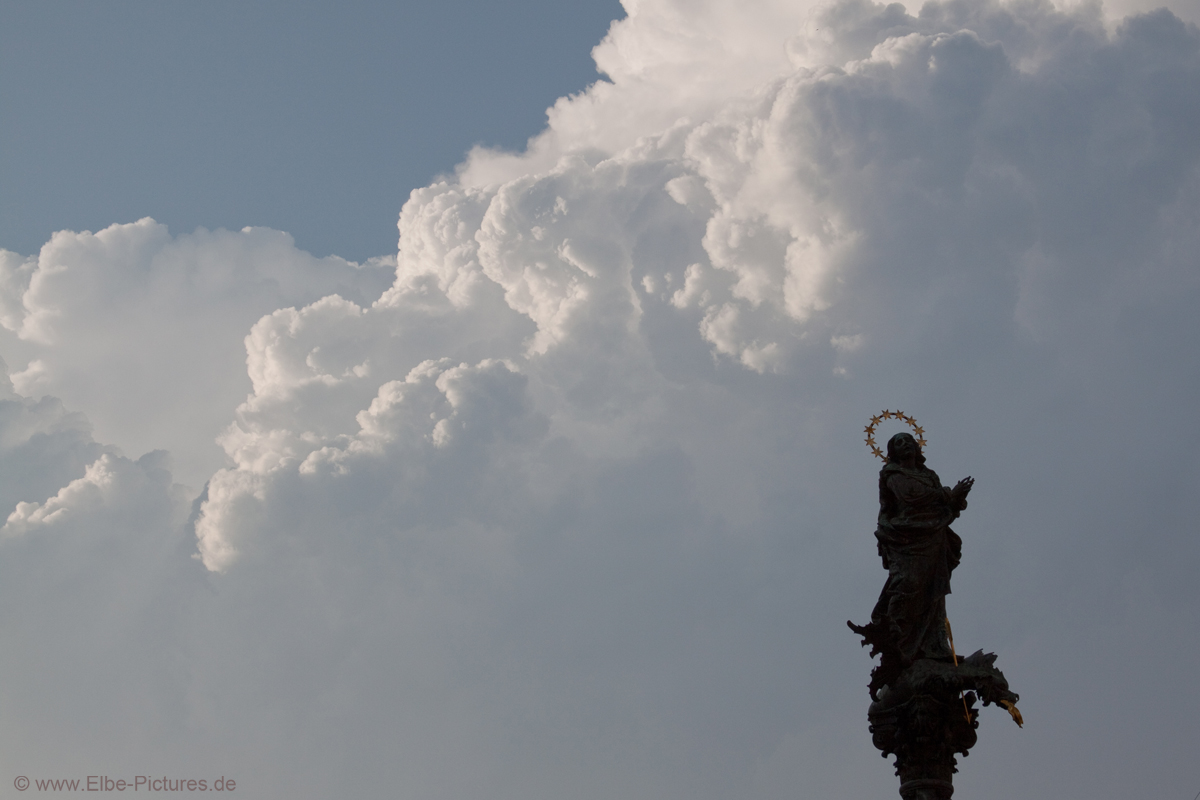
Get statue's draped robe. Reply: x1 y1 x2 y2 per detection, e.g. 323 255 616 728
870 462 963 665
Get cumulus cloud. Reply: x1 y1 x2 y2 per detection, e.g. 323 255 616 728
0 219 393 489
2 1 1200 798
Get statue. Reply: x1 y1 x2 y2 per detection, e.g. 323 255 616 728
850 413 1021 800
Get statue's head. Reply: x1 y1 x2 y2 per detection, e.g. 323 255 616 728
886 432 925 466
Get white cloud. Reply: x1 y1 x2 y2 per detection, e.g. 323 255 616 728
2 0 1200 797
0 220 393 489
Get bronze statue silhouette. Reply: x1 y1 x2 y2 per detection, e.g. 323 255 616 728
850 425 1020 800
852 432 971 694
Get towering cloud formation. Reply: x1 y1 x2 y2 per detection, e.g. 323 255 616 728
0 221 392 489
2 1 1199 798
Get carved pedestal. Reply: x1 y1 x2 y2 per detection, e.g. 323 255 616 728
868 673 977 799
854 650 1019 800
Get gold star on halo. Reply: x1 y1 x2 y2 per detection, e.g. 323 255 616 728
881 410 893 419
869 415 882 426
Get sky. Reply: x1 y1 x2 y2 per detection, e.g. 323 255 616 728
1 1 1199 798
0 0 624 263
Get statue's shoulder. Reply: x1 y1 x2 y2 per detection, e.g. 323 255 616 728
882 464 944 494
879 463 906 485
880 463 928 481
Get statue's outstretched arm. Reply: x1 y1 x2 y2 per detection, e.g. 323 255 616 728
949 476 974 511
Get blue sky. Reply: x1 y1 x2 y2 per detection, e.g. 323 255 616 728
1 0 623 261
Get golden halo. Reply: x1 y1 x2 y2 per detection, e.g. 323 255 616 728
864 410 927 462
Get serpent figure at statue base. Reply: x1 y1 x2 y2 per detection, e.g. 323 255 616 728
850 413 1022 799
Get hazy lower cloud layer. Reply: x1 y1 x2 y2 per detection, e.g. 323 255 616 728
2 0 1199 797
